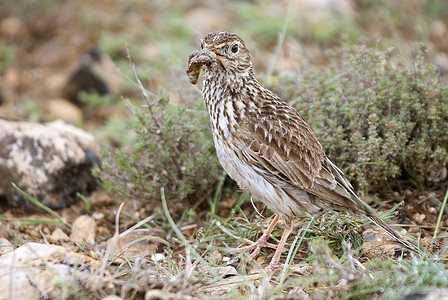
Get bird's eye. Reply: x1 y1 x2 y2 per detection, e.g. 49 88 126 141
231 44 238 53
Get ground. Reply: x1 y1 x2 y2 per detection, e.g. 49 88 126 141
1 1 448 299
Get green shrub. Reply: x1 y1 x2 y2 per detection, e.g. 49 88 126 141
0 45 15 74
94 93 220 214
276 44 448 191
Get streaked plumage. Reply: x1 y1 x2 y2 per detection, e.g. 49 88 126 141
187 31 418 269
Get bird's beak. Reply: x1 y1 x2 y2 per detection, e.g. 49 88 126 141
187 48 217 84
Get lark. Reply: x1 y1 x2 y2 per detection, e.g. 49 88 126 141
187 31 417 270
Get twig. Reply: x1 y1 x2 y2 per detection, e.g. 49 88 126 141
124 44 161 128
266 0 291 80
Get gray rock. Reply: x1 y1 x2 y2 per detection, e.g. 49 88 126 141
0 119 99 209
64 47 126 106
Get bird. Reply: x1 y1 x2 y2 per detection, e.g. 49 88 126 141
186 31 418 270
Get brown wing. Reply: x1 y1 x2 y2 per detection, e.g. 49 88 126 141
235 91 362 213
236 93 421 252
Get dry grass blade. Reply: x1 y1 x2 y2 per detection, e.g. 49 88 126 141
120 214 156 238
96 201 125 281
160 187 218 277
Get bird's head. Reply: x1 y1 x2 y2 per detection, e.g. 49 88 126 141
187 31 252 84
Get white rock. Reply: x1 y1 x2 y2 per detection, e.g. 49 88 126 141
0 237 13 254
0 242 87 300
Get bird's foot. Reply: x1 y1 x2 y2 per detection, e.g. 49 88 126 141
230 236 279 260
266 261 284 272
229 214 281 261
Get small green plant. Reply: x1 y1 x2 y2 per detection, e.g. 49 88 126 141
94 54 220 215
78 91 120 110
311 211 363 255
95 98 220 213
17 99 45 122
77 192 92 213
278 239 447 299
0 45 15 73
274 44 448 191
92 116 137 148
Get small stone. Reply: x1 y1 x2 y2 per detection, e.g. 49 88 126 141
0 16 22 36
70 215 96 245
45 98 83 124
101 296 123 300
215 266 238 277
0 237 13 255
362 228 405 259
107 229 163 263
437 167 447 182
150 253 165 262
64 48 125 105
413 213 426 224
209 249 223 264
49 228 70 243
92 211 105 220
430 20 446 39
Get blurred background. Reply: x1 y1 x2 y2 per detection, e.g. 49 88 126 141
1 0 447 142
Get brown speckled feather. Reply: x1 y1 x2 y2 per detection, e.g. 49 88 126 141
233 90 363 215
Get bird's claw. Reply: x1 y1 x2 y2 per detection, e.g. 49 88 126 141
230 237 286 260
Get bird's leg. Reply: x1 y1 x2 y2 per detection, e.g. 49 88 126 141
267 219 293 271
231 214 280 260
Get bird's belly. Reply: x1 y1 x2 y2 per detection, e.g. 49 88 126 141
213 135 317 219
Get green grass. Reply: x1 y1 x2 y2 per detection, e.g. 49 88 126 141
0 44 15 73
11 183 70 228
434 187 448 239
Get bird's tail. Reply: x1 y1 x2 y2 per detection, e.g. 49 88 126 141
365 211 421 254
328 159 421 254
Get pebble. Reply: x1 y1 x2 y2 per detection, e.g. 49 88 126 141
70 215 96 245
49 228 70 243
45 98 83 124
0 237 13 255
